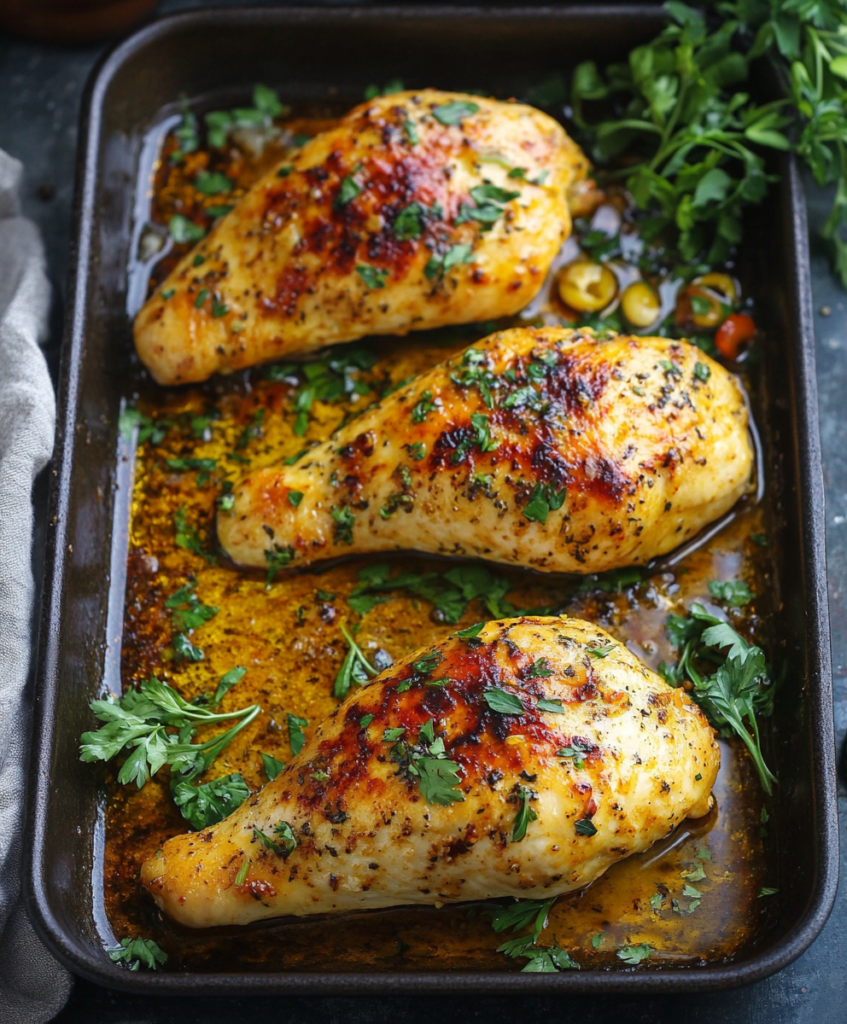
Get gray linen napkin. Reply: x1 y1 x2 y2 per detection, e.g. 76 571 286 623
0 149 71 1023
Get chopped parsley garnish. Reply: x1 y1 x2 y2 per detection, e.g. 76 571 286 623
356 264 389 289
411 390 438 422
556 740 592 769
205 84 287 148
455 621 485 639
165 578 219 633
406 441 426 460
359 714 375 728
235 408 265 450
261 752 286 781
522 483 566 525
575 818 598 837
527 657 552 678
165 457 217 485
424 243 474 280
287 713 308 756
107 936 167 971
333 624 380 699
694 361 711 382
264 545 295 588
479 896 578 972
277 164 293 177
253 827 282 854
170 99 198 163
211 299 229 318
195 170 232 195
450 347 498 407
383 727 406 742
336 173 362 207
174 506 217 564
173 632 204 662
393 202 425 240
273 820 298 858
168 213 205 244
235 858 250 886
708 579 755 607
536 698 565 714
483 688 525 715
346 561 547 625
331 505 356 545
194 288 209 309
586 643 616 658
412 756 464 805
173 772 250 831
616 943 651 965
288 490 304 507
758 887 779 898
432 100 479 125
511 786 538 842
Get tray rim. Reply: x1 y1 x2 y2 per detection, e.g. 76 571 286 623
23 2 839 996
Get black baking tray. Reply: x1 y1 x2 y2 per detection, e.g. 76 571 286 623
23 3 838 995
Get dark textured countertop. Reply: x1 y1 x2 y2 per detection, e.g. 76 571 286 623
2 3 845 1021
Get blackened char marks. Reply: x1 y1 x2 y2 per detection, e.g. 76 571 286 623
260 118 454 319
547 349 611 415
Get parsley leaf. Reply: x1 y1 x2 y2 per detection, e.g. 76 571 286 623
333 624 380 699
107 936 167 971
484 688 525 715
511 786 538 842
264 545 295 588
174 506 216 564
522 483 566 525
413 757 464 805
165 578 219 633
172 772 250 830
616 943 651 965
168 214 205 244
708 579 755 607
432 100 479 125
287 713 307 756
356 265 389 289
261 752 286 781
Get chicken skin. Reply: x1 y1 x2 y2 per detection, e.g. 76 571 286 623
218 327 754 575
133 90 590 385
141 617 719 928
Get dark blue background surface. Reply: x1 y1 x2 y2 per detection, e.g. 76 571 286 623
2 3 845 1019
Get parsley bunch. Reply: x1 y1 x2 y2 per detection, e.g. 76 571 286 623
659 602 776 792
571 0 847 285
571 1 790 267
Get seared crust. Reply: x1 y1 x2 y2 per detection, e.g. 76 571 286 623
218 327 754 574
141 617 719 929
134 90 589 385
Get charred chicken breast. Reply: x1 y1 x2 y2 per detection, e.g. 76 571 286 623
133 90 590 385
141 617 719 928
218 327 754 575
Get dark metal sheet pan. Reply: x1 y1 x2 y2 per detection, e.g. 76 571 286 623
23 3 838 995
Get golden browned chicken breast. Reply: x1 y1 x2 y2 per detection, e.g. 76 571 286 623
141 617 719 928
217 327 754 575
134 90 590 385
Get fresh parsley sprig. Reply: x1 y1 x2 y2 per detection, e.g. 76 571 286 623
478 897 579 972
80 673 259 790
659 601 776 793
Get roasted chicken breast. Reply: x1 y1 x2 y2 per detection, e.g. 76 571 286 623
141 617 719 928
218 327 754 575
134 90 591 385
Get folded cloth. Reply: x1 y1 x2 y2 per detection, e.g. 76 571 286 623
0 150 71 1023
